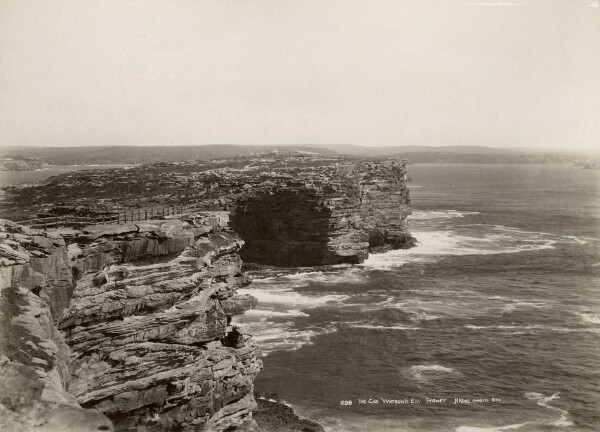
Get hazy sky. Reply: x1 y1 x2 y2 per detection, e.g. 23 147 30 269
0 0 598 150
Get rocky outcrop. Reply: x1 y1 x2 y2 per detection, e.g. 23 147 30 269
0 214 262 431
0 153 414 431
1 154 415 267
231 161 414 266
0 219 113 432
252 398 324 432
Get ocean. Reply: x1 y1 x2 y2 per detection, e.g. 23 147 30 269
236 163 600 432
0 165 134 187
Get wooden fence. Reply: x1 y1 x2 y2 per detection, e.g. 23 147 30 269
14 203 206 230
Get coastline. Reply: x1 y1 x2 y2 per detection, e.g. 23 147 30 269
252 397 324 432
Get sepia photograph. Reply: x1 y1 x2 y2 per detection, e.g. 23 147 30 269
0 1 598 431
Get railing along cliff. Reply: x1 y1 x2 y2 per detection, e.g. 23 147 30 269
13 203 205 230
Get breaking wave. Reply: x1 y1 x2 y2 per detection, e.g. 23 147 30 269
362 225 566 270
465 324 600 334
344 322 420 331
236 284 348 356
410 210 480 220
576 312 600 325
251 267 365 288
238 286 350 308
244 309 309 318
455 392 573 431
524 392 573 427
244 324 328 355
410 364 457 382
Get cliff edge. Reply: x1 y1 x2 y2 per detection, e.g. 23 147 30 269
0 153 415 431
1 214 262 431
1 154 415 267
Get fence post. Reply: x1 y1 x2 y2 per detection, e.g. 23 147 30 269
162 209 165 218
124 212 127 223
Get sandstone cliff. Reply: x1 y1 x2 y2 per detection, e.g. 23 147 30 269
0 219 113 432
1 153 415 266
231 160 414 266
1 213 262 431
0 153 416 431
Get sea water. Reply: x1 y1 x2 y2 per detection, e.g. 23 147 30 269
236 163 600 432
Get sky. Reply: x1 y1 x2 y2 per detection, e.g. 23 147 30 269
0 0 598 150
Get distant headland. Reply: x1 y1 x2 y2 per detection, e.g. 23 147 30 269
0 144 597 168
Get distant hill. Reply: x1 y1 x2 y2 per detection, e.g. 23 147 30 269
0 145 339 165
0 156 43 171
307 144 522 156
0 144 595 166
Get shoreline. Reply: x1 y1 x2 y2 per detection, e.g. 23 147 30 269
252 396 324 432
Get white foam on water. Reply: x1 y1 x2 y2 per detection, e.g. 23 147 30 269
500 300 552 314
280 268 365 284
253 267 365 288
471 224 592 246
256 396 293 408
411 364 455 373
455 423 531 432
504 300 551 308
465 324 600 334
346 290 554 323
236 285 347 356
411 312 441 321
576 312 600 325
562 235 588 245
344 296 492 321
238 320 332 356
410 364 457 382
362 226 559 270
405 288 479 297
455 392 573 431
524 392 574 427
345 323 421 331
410 210 480 220
244 309 310 318
238 286 350 308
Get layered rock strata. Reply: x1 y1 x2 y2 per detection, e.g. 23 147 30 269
0 213 262 431
0 219 113 432
232 161 414 266
1 153 415 267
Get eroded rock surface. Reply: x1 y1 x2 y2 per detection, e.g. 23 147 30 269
232 161 414 265
0 219 113 432
1 153 415 266
1 214 262 431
